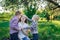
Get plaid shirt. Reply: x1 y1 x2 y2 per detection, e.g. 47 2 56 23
27 18 38 34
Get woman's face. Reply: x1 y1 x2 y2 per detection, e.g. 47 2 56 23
21 16 26 22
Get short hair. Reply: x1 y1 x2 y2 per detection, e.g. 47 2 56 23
32 15 39 20
15 11 21 15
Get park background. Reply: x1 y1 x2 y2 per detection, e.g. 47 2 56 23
0 0 60 40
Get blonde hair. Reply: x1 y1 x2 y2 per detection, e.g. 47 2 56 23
32 15 39 21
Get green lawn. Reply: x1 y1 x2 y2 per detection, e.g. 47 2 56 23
38 20 60 40
0 20 60 40
0 21 9 40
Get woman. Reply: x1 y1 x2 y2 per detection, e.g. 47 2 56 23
18 15 30 40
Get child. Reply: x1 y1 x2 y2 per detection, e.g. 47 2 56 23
27 15 39 40
10 11 22 40
18 15 30 40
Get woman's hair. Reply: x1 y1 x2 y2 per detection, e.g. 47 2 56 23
15 11 21 15
25 19 28 23
18 15 28 23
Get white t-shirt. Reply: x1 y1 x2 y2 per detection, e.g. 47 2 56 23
18 22 29 39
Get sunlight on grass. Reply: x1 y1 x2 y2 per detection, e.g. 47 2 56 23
52 20 60 28
52 20 60 25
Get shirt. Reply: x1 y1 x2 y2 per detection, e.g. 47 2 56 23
10 16 19 34
27 18 38 34
18 22 29 39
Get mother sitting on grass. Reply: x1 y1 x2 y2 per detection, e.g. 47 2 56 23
18 15 30 40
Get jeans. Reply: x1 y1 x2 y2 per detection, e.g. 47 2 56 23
33 34 38 40
22 37 30 40
10 32 19 40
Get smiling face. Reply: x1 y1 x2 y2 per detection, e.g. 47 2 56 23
21 15 27 23
32 15 39 21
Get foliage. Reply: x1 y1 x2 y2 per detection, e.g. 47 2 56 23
0 12 14 21
54 15 60 20
0 21 9 40
37 10 49 18
5 0 19 7
24 4 37 19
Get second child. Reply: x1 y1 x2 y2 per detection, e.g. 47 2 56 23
27 15 39 40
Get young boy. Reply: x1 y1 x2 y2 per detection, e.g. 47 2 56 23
10 11 22 40
27 15 39 40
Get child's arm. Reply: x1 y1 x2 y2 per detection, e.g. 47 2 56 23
26 16 33 22
27 18 32 22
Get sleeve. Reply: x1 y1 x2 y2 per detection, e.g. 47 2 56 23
11 18 19 31
27 18 33 22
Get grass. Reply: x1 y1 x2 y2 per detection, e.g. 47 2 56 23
38 20 60 40
0 21 9 40
0 20 60 40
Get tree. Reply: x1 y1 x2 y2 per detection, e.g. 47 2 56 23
46 0 60 10
4 0 20 10
20 0 40 18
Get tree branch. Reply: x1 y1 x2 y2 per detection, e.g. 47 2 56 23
46 0 60 10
